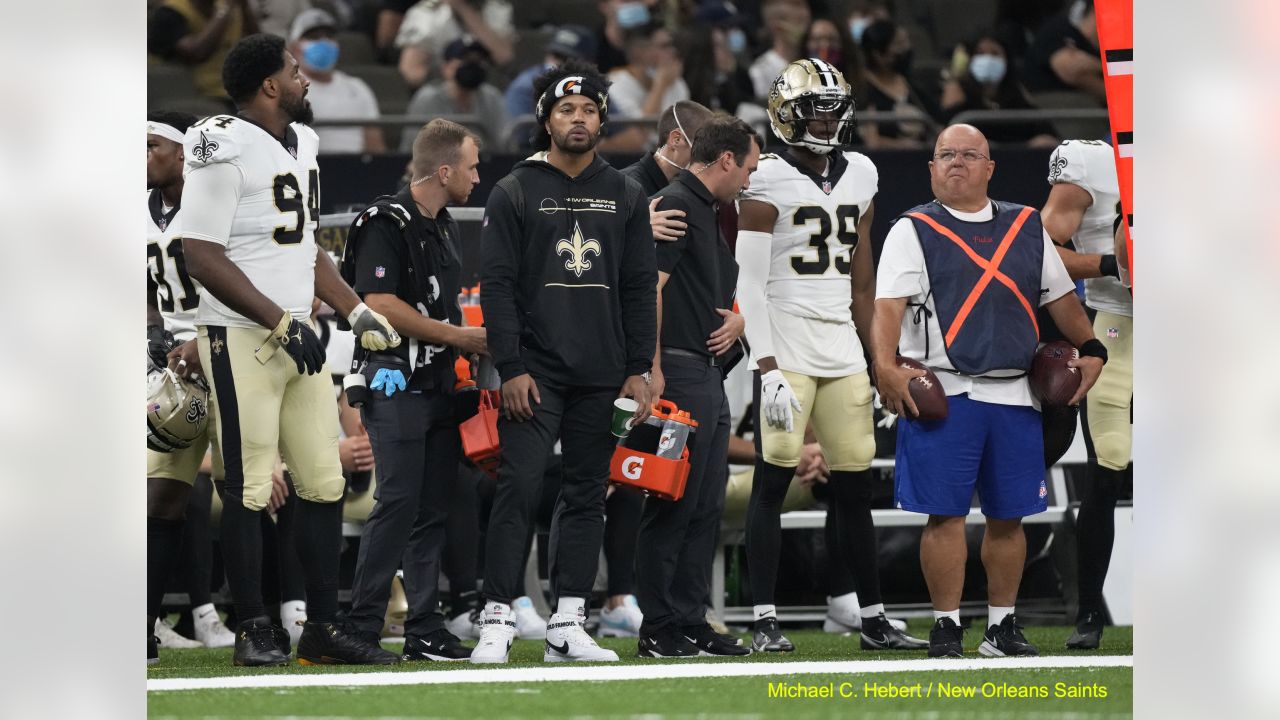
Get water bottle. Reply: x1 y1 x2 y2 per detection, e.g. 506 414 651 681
656 411 694 460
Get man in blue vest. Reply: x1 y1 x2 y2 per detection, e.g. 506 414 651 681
870 124 1107 659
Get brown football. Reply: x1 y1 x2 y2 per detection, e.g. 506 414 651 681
895 356 948 421
1030 340 1081 407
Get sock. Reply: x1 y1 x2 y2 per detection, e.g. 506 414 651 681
933 609 961 624
485 601 511 619
219 497 266 621
1075 464 1122 619
293 498 342 623
860 603 885 619
281 600 307 620
192 602 219 624
745 460 797 606
147 516 185 622
830 470 883 607
753 604 777 623
557 596 586 617
988 606 1015 628
829 592 860 613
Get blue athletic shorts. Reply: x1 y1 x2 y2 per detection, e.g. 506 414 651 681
894 393 1047 520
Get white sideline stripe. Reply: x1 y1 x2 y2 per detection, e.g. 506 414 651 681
149 655 1132 693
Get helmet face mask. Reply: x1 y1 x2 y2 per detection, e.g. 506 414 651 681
147 367 209 453
767 59 857 155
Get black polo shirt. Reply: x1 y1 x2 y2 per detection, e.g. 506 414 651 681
651 170 739 358
621 152 670 197
352 194 462 391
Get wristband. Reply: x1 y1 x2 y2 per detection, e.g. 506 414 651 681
1079 339 1108 365
1099 254 1119 279
347 302 369 327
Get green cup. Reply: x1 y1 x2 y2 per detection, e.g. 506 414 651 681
610 397 640 437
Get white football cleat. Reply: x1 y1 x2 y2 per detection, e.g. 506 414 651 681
544 612 619 662
512 596 548 640
446 608 482 640
596 595 643 637
154 618 202 649
192 603 236 648
823 598 907 633
470 605 517 664
281 600 308 646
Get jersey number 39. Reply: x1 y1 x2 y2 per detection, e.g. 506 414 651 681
789 205 860 275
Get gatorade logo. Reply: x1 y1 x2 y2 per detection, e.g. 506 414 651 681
555 76 584 97
622 456 645 480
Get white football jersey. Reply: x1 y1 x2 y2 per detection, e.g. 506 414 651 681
739 150 877 376
182 115 321 328
1047 139 1131 317
146 189 200 342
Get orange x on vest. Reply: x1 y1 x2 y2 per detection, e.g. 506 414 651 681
908 207 1040 348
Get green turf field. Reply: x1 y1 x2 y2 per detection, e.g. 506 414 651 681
148 625 1133 718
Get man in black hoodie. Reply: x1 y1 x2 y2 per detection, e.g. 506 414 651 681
474 59 657 664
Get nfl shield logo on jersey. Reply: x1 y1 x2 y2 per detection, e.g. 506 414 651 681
821 180 832 194
375 266 386 278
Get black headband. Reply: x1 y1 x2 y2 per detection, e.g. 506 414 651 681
535 74 609 123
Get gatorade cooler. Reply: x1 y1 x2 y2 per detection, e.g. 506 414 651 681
459 389 501 478
609 400 698 501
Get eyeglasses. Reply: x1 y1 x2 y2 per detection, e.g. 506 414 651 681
933 150 990 164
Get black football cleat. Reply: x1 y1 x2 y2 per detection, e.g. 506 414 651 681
750 617 795 653
978 614 1040 657
637 627 701 659
148 633 159 665
296 621 401 665
1065 611 1104 650
683 624 750 656
860 614 930 650
233 616 290 667
403 629 473 661
928 616 965 658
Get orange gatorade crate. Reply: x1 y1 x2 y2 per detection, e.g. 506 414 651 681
459 389 500 477
608 400 697 501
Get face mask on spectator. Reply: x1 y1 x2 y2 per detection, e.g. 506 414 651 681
968 54 1007 84
616 2 651 29
849 17 870 43
455 60 488 89
727 28 747 54
301 39 340 73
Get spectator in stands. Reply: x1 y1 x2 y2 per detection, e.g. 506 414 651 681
1022 0 1106 103
374 0 416 63
402 36 508 150
253 1 352 39
504 25 597 120
940 32 1059 148
844 0 891 44
594 0 660 74
607 25 690 120
147 0 260 101
748 0 810 101
289 9 388 153
395 0 515 90
681 3 755 115
857 19 934 149
801 15 865 98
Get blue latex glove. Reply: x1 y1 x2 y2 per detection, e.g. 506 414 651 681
370 367 407 397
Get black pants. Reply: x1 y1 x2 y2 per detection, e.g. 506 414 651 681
348 386 459 638
636 354 731 633
482 376 615 606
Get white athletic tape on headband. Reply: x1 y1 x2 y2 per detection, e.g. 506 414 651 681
147 122 186 145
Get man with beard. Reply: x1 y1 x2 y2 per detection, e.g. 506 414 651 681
338 119 488 662
472 58 656 664
179 33 401 667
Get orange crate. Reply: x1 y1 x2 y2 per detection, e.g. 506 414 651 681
609 445 691 501
459 389 500 477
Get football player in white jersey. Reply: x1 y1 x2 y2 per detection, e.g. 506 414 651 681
1041 139 1132 649
736 58 926 653
179 33 400 667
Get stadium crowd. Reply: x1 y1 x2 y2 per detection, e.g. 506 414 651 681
148 0 1109 154
146 0 1130 669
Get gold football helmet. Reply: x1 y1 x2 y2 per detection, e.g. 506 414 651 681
766 58 857 154
147 367 209 452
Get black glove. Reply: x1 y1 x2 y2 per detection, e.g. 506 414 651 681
147 325 175 369
271 313 327 375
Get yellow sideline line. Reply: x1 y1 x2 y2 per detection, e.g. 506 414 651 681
148 655 1133 693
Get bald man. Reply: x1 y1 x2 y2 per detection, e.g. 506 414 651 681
870 125 1106 658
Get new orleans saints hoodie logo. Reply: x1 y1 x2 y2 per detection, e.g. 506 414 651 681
556 220 602 278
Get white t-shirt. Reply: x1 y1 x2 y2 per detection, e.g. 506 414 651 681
876 201 1076 407
749 49 788 100
605 68 690 119
1047 139 1131 317
394 0 513 56
181 115 322 328
303 70 381 154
